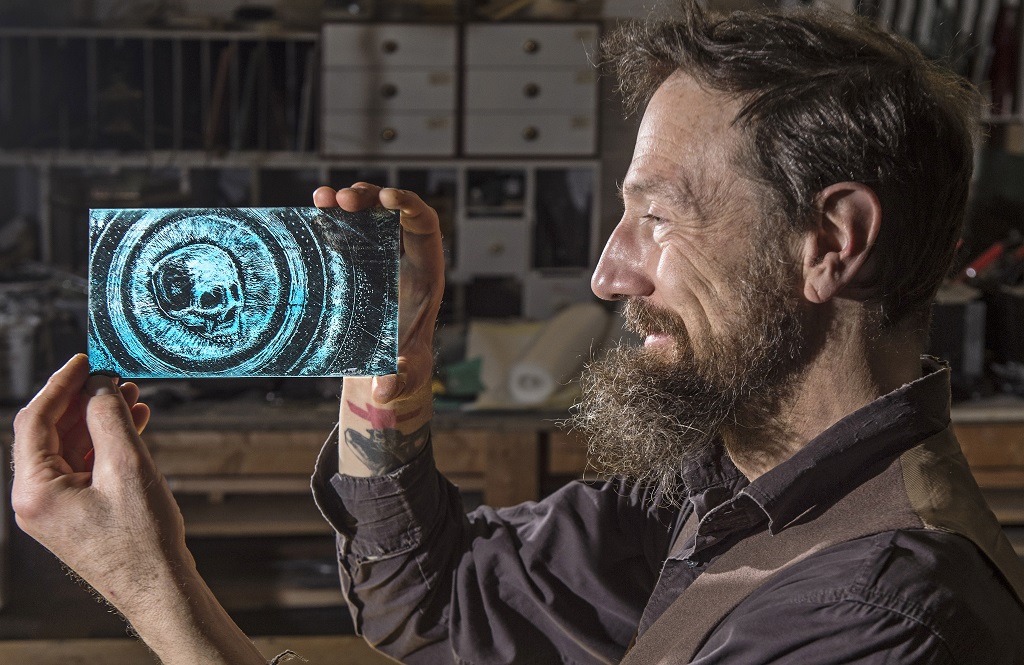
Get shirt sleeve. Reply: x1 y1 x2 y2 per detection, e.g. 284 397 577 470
311 431 680 665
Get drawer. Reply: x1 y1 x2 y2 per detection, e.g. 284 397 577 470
463 112 596 156
455 220 529 275
323 68 456 111
322 111 455 156
322 24 457 68
464 23 598 68
464 68 597 111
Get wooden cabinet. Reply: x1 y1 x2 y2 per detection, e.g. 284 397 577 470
953 419 1024 536
463 23 599 156
321 24 458 156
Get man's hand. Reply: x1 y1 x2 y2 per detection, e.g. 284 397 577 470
314 184 444 476
12 355 179 592
11 355 265 665
314 183 444 403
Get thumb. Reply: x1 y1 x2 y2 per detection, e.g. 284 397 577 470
83 375 150 480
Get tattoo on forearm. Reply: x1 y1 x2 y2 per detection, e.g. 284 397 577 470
344 401 429 474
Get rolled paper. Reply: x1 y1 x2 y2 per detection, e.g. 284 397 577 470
507 302 610 405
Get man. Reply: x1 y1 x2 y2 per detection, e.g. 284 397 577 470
11 2 1024 664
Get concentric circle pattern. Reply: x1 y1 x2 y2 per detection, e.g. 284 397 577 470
88 207 399 378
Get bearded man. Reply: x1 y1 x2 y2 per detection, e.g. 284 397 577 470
11 2 1024 664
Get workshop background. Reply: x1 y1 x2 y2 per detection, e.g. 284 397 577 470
0 0 1022 662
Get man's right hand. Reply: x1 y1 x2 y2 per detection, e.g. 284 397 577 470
314 184 444 476
12 354 266 664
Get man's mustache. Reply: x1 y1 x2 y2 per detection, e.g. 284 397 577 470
621 298 690 341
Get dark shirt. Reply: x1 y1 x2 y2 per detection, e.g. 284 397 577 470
312 362 1024 664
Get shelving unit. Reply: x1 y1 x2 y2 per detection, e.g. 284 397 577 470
0 28 321 153
0 22 605 635
0 24 603 320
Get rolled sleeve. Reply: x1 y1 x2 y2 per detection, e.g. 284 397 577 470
311 426 446 560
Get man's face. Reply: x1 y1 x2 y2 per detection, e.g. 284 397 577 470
574 72 812 500
592 72 777 354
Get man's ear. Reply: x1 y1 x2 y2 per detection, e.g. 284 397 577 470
802 182 881 304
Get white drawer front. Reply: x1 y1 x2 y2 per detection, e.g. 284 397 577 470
322 112 455 156
456 220 530 275
322 24 457 68
465 68 596 111
323 68 456 111
463 113 596 156
465 23 598 68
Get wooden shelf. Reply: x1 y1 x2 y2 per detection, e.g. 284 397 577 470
177 493 331 537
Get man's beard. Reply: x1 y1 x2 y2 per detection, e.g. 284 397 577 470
570 233 812 505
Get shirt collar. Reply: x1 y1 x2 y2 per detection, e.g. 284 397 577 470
741 357 951 534
672 357 953 562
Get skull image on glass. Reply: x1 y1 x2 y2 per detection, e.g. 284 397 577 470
151 244 245 339
88 207 400 378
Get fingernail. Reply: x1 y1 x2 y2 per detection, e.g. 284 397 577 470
86 374 118 396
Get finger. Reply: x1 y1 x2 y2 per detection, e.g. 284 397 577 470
83 375 149 481
313 186 339 208
55 392 84 437
131 402 151 435
372 353 428 404
119 382 140 408
336 182 383 212
378 188 440 237
372 373 405 405
13 355 91 470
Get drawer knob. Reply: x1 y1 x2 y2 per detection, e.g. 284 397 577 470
382 39 398 54
381 127 397 142
380 83 398 99
523 82 540 98
522 39 539 54
522 126 539 141
488 241 505 255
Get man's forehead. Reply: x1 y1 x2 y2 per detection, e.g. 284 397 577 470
625 73 743 208
642 72 741 134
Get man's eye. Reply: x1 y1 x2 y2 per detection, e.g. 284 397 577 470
640 214 665 225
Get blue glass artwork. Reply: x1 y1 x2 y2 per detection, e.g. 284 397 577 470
88 207 399 378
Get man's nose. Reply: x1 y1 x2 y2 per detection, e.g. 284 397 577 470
591 219 654 301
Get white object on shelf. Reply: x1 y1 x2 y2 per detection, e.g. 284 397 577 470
507 301 609 406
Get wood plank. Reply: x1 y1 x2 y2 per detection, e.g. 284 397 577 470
971 468 1024 490
147 430 326 476
0 635 394 665
955 424 1024 468
431 429 487 474
484 431 540 507
177 493 332 537
547 430 589 476
166 475 312 495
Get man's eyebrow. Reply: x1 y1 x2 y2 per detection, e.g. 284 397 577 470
620 177 700 215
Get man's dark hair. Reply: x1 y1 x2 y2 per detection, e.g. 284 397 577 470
604 1 982 328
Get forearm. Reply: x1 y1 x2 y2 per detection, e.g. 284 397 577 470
97 555 265 665
339 376 433 477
